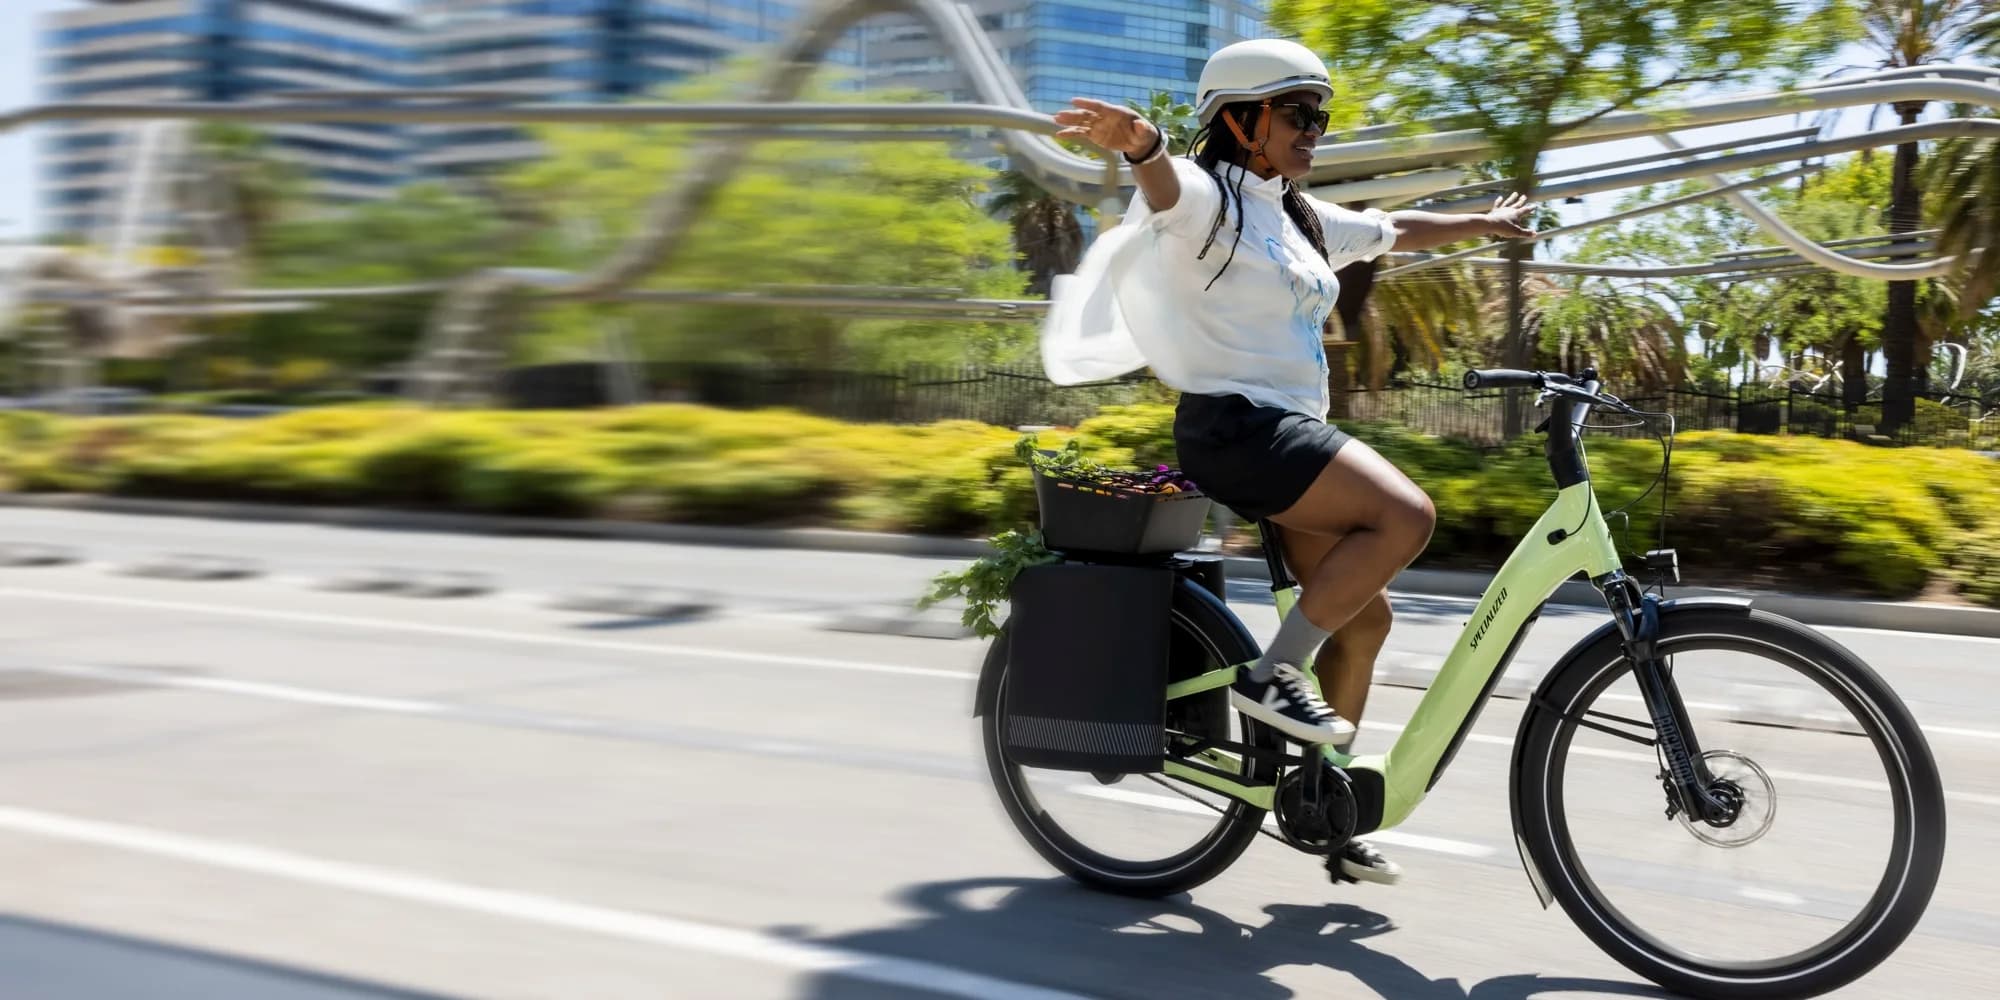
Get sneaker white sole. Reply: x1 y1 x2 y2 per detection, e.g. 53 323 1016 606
1339 856 1404 885
1230 689 1357 745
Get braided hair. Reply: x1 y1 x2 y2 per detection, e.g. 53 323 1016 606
1188 102 1330 291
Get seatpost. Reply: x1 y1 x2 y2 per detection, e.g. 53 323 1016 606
1256 519 1297 591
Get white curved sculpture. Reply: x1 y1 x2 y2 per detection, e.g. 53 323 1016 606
0 0 1991 403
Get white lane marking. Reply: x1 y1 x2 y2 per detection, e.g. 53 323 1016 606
1925 725 2000 742
0 805 1088 1000
0 587 971 681
1363 829 1499 859
1360 721 2000 809
43 664 448 716
1739 886 1807 907
1818 623 2000 647
1061 785 1497 859
13 585 2000 803
1598 692 1738 713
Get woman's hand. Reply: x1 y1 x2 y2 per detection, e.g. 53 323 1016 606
1484 192 1540 239
1053 97 1161 159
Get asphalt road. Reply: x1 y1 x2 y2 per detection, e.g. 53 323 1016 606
0 510 1995 998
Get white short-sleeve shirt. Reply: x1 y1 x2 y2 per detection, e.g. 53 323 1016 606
1125 157 1396 419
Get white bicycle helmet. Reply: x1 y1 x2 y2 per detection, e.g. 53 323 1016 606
1194 39 1334 125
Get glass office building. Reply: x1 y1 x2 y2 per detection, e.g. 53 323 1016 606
37 0 1285 232
858 0 1280 113
414 0 864 175
39 0 414 236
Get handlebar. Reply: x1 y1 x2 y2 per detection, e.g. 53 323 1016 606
1462 369 1541 390
1456 368 1664 492
1462 368 1579 391
1463 368 1629 412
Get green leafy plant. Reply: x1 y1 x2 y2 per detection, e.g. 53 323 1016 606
1014 431 1199 494
918 434 1080 638
915 527 1059 638
1014 433 1100 477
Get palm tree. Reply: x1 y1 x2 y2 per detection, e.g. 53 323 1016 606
1125 91 1197 152
1926 10 2000 324
986 168 1084 298
191 122 307 252
1340 264 1487 390
1492 275 1686 393
1855 0 1992 431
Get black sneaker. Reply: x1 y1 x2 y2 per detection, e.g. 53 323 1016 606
1231 662 1356 745
1333 838 1403 886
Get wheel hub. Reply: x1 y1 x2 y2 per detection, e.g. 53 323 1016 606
1675 750 1777 848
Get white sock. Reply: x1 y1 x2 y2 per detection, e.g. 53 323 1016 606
1249 611 1330 683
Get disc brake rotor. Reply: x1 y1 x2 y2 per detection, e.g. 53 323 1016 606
1676 750 1778 848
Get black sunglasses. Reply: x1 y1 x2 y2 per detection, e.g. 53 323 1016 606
1270 102 1330 134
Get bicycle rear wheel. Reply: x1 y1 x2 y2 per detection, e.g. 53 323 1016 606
1515 605 1945 999
978 578 1279 897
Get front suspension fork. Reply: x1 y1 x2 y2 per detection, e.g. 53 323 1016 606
1597 573 1735 824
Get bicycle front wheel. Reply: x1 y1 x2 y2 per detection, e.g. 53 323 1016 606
1515 605 1945 999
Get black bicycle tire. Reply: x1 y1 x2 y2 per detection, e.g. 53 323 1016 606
1514 607 1946 999
978 578 1278 897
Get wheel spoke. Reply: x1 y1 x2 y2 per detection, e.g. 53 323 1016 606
1516 611 1944 997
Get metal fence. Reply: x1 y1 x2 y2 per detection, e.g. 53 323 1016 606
499 361 1999 449
499 361 1172 428
1343 377 1997 450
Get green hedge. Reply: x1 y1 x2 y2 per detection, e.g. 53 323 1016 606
0 403 1995 606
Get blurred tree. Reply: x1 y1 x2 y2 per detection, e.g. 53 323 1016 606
986 168 1083 298
1923 7 2000 351
1343 264 1488 389
1127 90 1198 152
1531 277 1688 391
1552 155 1902 399
1271 0 1854 432
231 183 515 375
192 122 308 251
1853 0 1996 431
505 71 1027 369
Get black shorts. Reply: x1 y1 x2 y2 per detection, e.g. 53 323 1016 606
1172 392 1353 522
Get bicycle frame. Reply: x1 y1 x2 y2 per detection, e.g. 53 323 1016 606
1161 428 1625 832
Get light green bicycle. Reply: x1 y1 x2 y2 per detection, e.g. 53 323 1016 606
976 368 1945 999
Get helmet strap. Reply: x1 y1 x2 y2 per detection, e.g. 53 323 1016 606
1220 100 1275 176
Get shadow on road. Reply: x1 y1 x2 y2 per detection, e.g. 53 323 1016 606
786 877 1672 999
0 914 466 1000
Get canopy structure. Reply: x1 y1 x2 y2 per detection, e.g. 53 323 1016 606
0 0 1991 403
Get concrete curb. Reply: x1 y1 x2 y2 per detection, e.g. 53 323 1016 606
0 493 996 559
3 491 1995 638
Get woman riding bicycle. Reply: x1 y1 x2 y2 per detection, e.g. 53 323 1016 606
1046 38 1538 884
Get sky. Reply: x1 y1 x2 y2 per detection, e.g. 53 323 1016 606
0 1 1889 246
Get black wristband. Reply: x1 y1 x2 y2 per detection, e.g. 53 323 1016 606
1121 127 1165 165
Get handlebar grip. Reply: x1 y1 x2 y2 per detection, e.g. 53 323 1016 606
1463 369 1542 390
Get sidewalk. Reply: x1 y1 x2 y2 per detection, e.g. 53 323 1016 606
2 491 1996 639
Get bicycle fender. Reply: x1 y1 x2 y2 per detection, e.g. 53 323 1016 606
1505 596 1754 908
